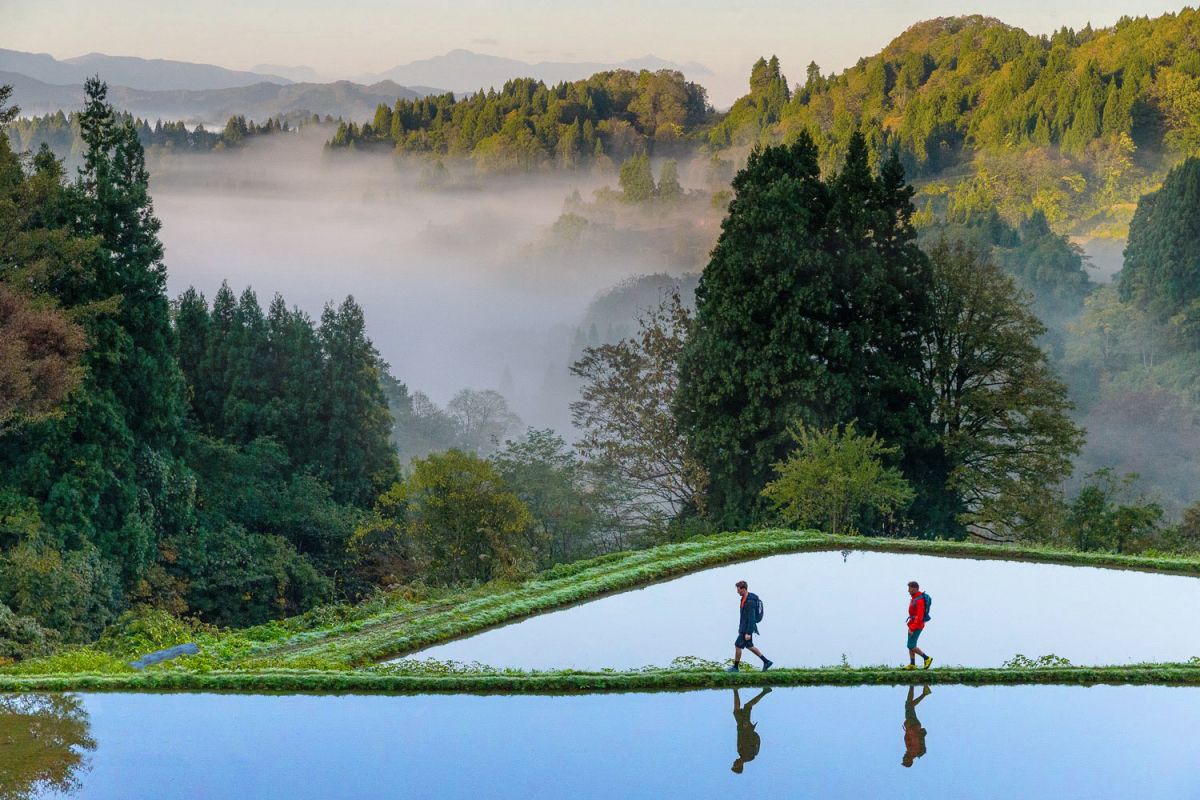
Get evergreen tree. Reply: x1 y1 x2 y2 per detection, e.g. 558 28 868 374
676 134 833 527
677 133 939 530
0 78 189 615
315 297 401 506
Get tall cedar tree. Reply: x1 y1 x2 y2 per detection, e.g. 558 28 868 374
315 297 401 506
0 78 196 646
676 132 943 531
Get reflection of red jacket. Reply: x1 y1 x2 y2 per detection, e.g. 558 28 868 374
907 594 926 632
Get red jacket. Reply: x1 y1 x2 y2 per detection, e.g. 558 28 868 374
907 594 926 632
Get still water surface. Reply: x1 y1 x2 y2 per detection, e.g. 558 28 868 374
5 686 1199 799
407 550 1200 668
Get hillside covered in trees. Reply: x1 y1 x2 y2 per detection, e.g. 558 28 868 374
710 10 1200 235
326 69 712 172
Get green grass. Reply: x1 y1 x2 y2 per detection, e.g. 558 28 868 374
5 662 1200 695
9 529 1200 692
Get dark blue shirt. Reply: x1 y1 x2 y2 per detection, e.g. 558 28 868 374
739 592 760 636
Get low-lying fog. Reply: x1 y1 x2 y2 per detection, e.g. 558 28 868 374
150 128 700 435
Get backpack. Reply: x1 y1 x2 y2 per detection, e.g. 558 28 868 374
920 592 932 622
753 594 765 624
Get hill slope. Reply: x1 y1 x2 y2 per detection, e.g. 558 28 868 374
711 10 1200 235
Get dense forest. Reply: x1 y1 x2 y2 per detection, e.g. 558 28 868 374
710 11 1200 234
326 69 712 171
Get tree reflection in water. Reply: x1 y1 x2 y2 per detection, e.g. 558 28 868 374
0 694 94 799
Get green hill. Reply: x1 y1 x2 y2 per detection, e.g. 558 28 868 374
712 10 1200 235
326 69 712 172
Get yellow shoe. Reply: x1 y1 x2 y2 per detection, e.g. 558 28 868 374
903 664 918 670
923 656 934 670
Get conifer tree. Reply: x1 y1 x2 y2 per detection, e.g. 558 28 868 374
315 297 401 506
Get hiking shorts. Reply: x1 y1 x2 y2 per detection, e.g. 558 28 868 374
907 628 923 649
735 633 755 649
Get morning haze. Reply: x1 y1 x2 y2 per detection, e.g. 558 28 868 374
3 3 1200 797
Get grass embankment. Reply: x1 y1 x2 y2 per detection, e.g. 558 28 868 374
5 663 1200 695
8 529 1200 691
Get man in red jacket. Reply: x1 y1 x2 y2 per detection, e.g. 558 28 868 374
905 581 933 670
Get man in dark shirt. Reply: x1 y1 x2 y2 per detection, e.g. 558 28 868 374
727 580 773 672
731 687 771 773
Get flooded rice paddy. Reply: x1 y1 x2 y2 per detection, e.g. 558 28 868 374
405 550 1200 669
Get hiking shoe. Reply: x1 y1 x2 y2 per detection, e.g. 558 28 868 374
903 664 918 670
762 659 774 672
923 656 933 670
725 665 740 673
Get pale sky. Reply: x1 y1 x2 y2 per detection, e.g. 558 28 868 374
3 0 1194 105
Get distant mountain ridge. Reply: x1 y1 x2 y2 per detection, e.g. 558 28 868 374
358 49 713 94
0 48 292 91
3 71 428 124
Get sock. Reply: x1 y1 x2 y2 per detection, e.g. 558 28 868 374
760 654 768 663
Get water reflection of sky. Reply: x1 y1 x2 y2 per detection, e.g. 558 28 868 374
28 687 1200 799
406 550 1200 669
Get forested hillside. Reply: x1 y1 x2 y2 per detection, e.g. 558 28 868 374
326 69 712 172
710 11 1200 234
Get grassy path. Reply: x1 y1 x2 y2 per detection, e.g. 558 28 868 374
6 663 1200 695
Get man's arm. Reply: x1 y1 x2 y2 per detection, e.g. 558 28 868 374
907 597 923 631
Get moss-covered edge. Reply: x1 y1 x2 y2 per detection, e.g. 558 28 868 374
6 664 1200 695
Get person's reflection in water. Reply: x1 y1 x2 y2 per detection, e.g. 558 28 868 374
731 687 771 774
902 685 931 768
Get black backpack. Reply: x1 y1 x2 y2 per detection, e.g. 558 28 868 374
753 594 764 623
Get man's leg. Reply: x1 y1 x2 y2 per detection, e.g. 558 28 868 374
748 645 773 670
